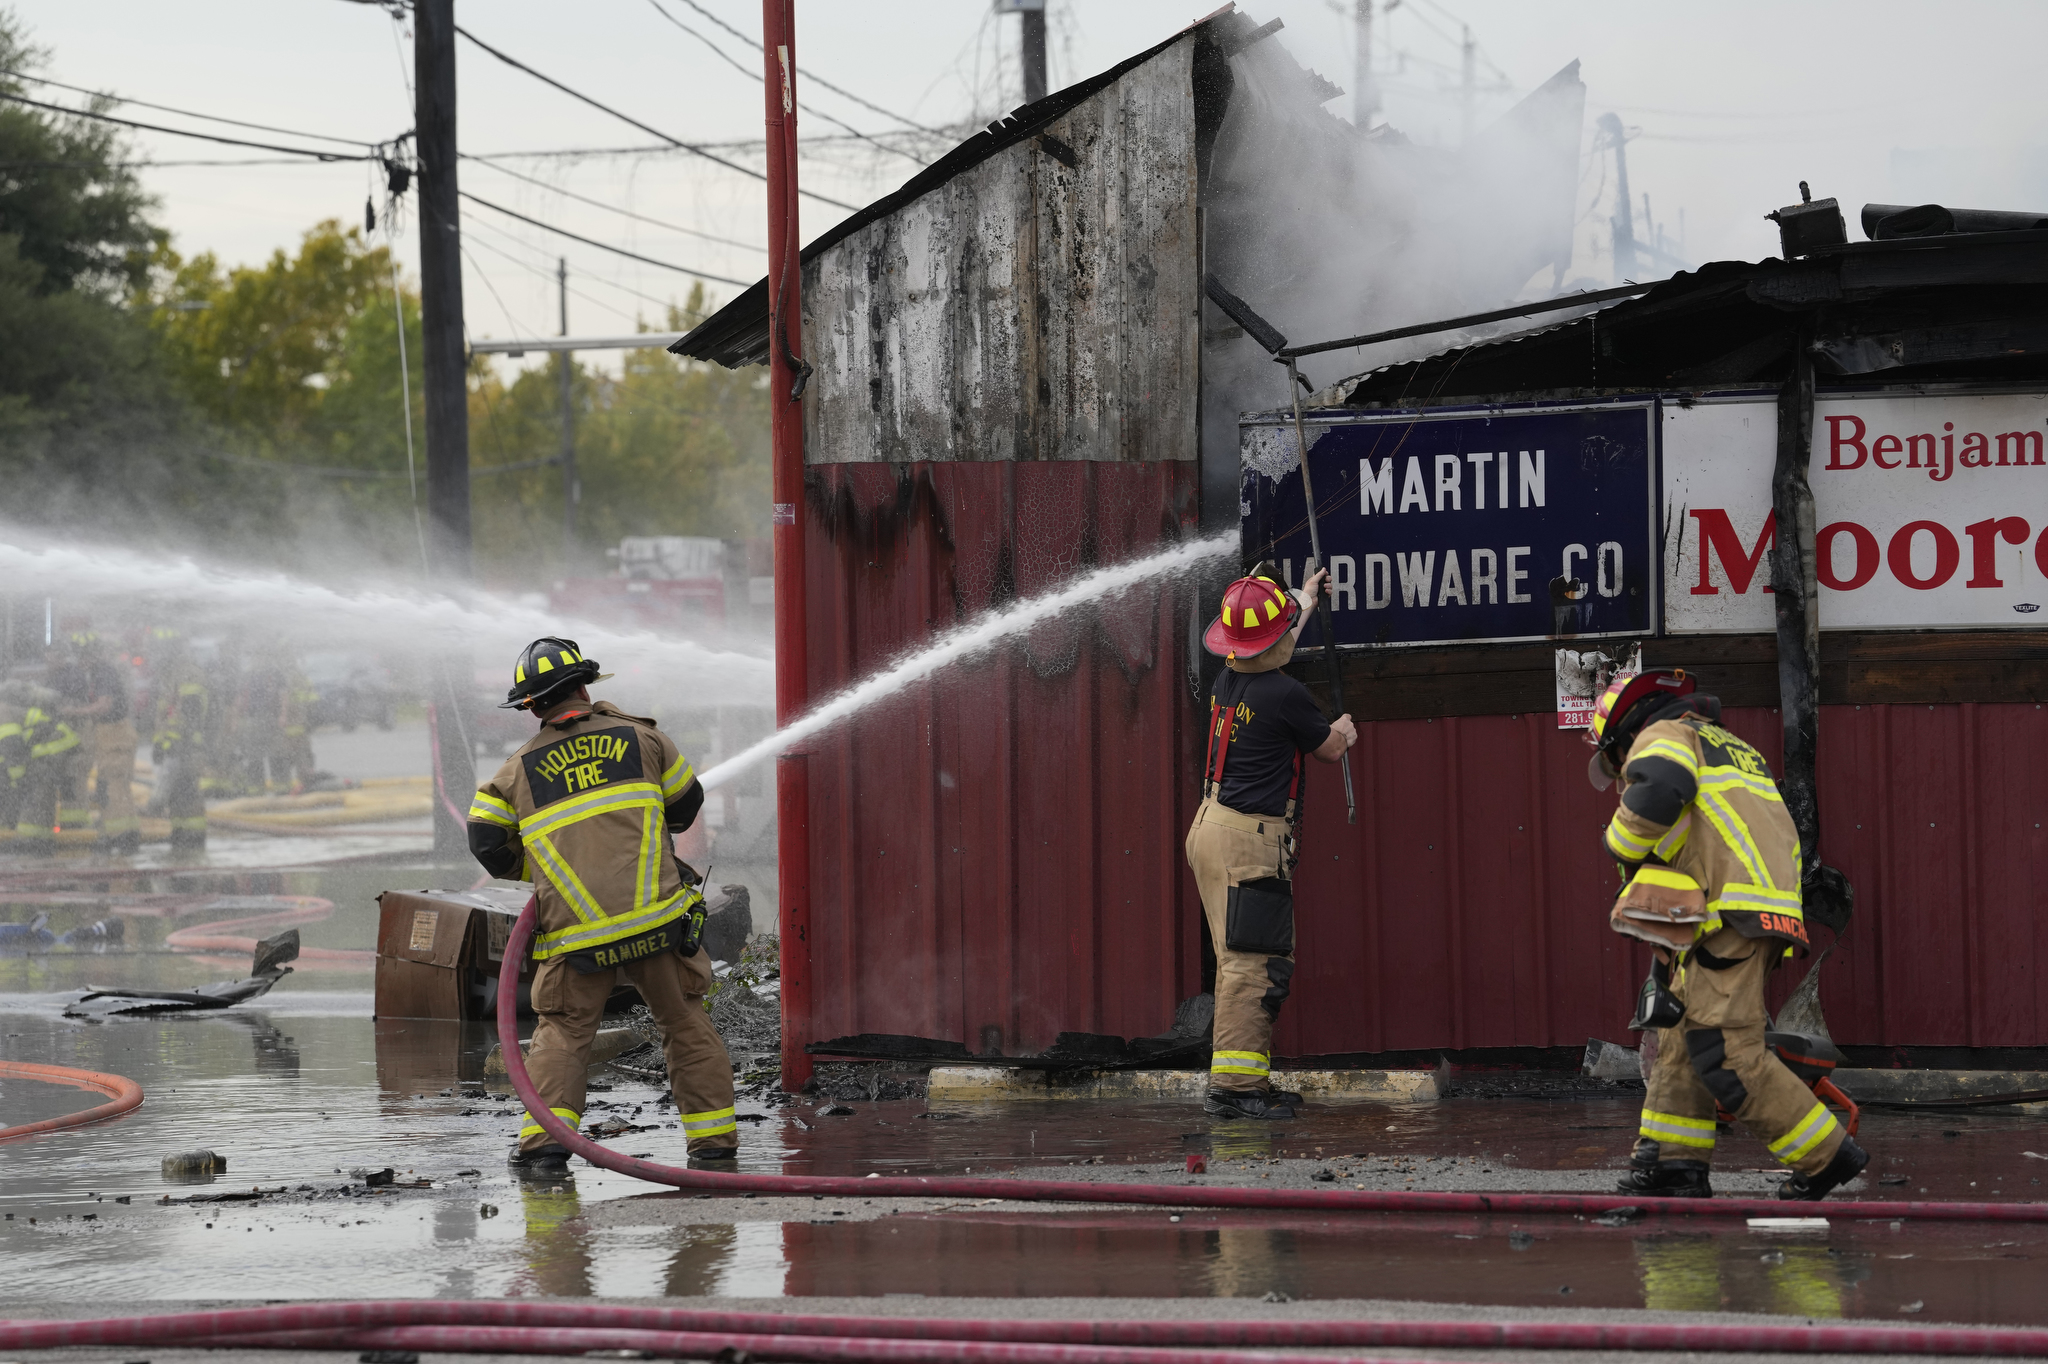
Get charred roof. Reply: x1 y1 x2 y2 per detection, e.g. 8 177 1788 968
1332 221 2048 409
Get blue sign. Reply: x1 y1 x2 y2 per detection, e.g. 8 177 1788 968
1238 402 1657 647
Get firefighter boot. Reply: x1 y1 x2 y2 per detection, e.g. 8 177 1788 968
1204 1089 1296 1120
1778 1134 1870 1201
686 1145 739 1169
1616 1139 1713 1198
508 1142 572 1174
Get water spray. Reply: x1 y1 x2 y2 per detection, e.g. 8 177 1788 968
699 533 1237 791
0 535 772 710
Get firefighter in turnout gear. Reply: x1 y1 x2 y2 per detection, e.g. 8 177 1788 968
6 684 81 853
51 626 140 852
1588 667 1871 1201
146 631 209 851
468 637 735 1172
1186 568 1356 1120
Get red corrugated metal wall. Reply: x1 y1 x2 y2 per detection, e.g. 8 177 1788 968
799 460 1202 1056
796 462 2048 1055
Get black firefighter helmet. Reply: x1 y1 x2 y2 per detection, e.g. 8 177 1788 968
501 637 608 710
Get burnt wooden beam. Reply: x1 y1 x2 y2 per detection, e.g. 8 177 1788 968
1770 324 1823 856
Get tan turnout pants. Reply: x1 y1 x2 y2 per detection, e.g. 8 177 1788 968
1185 797 1295 1094
91 720 139 841
522 944 737 1154
1639 927 1845 1177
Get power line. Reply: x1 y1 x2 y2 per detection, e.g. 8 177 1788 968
663 0 948 136
463 153 766 254
0 91 375 161
0 67 381 148
460 190 752 286
0 157 353 169
641 0 925 166
451 23 856 211
456 222 696 333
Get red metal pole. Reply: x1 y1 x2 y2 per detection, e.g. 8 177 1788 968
763 0 813 1091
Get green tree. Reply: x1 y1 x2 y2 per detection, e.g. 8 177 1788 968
0 9 200 527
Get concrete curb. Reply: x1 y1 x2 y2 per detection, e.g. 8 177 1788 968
1829 1067 2048 1102
926 1066 1440 1103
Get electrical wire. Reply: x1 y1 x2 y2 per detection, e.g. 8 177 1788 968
0 67 380 148
463 154 766 254
451 24 856 211
0 91 372 161
460 191 751 286
641 0 927 167
456 218 669 328
663 0 949 136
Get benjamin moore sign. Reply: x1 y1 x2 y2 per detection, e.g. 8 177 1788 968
1239 403 1658 648
1663 391 2048 632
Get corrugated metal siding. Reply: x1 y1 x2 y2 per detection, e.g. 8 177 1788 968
1277 700 2048 1055
798 461 1202 1055
800 41 1198 466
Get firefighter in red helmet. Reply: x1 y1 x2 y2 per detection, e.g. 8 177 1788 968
1589 666 1871 1201
1185 566 1355 1120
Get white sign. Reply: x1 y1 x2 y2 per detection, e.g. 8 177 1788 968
1663 391 2048 632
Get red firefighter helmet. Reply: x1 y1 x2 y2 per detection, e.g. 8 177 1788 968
1202 575 1299 660
1585 666 1696 789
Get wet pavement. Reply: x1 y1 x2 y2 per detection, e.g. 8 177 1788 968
4 867 2048 1326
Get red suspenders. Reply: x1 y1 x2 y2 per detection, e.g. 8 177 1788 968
1203 676 1304 810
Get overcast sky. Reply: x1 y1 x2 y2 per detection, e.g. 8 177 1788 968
15 0 2048 375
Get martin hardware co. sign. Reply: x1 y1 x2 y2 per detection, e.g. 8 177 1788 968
1239 389 2048 646
1239 403 1659 648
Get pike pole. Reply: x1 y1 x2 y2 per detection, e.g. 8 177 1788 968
1284 358 1356 824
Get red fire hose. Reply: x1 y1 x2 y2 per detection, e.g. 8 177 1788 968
496 899 2048 1224
0 1059 143 1143
7 1299 2048 1360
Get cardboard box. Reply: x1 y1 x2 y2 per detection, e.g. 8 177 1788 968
374 886 537 1021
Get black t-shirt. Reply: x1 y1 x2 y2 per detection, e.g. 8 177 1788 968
48 657 129 723
1206 669 1331 817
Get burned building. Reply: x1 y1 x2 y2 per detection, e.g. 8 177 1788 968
672 4 1635 1069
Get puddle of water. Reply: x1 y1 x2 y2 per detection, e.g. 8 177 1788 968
4 902 2046 1319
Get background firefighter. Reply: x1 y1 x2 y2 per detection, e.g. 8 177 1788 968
1187 567 1356 1121
467 636 736 1173
1588 667 1871 1202
50 624 140 852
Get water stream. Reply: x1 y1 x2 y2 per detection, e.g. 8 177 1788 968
0 536 773 709
699 531 1235 791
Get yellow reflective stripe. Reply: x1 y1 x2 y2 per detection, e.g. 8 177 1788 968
527 835 606 926
1654 814 1691 861
1769 1101 1840 1164
1699 769 1784 803
1605 811 1657 860
1640 1109 1717 1148
660 753 695 800
1631 866 1701 892
1211 1050 1270 1076
519 1106 581 1139
1695 792 1769 886
532 887 693 958
1633 737 1699 774
1713 881 1802 915
100 816 140 834
14 823 51 836
521 781 662 839
682 1107 737 1137
169 817 207 831
30 730 80 758
637 805 661 910
0 723 19 738
469 790 517 827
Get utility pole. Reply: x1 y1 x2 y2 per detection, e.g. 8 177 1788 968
1598 112 1639 283
557 258 577 563
1460 24 1475 143
1020 0 1047 105
997 0 1047 105
414 0 474 860
762 0 813 1091
1352 0 1379 129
